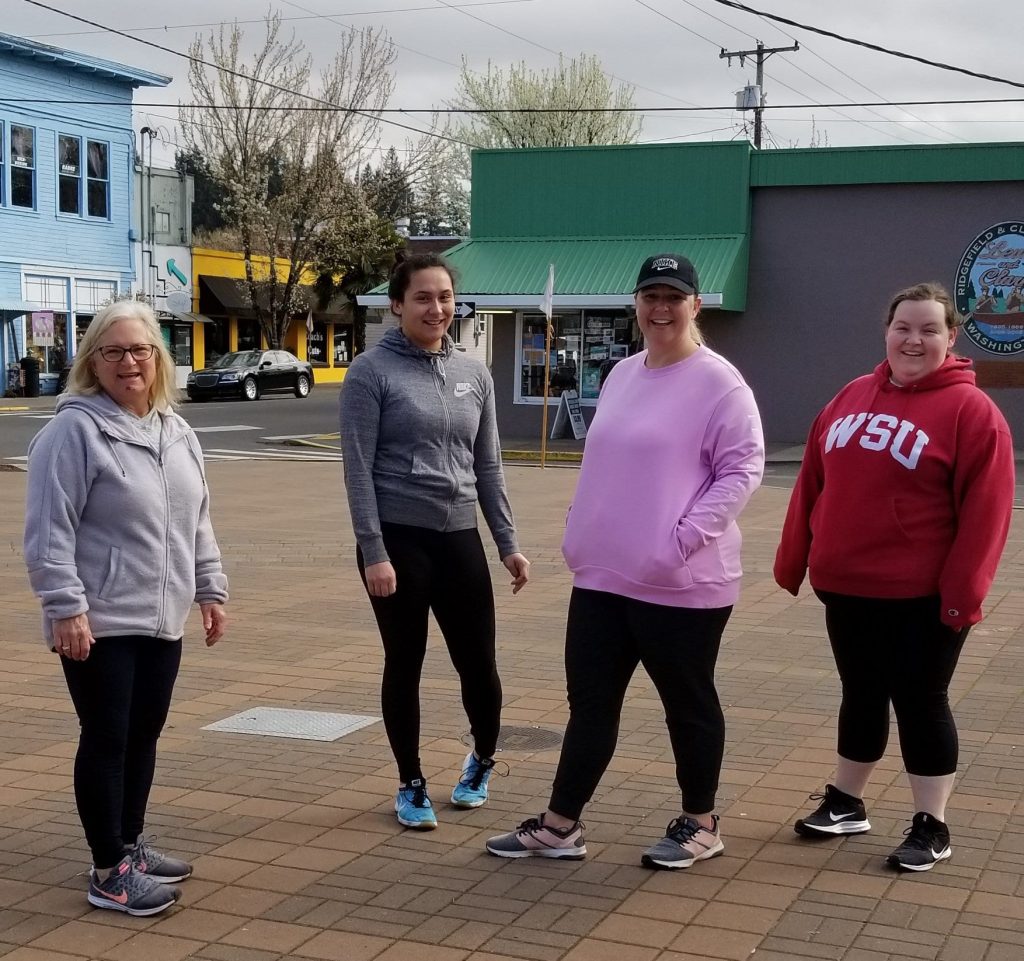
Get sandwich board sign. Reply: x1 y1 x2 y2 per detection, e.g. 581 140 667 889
550 389 588 440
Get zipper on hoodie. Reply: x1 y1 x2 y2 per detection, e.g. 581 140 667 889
154 428 175 636
431 359 458 528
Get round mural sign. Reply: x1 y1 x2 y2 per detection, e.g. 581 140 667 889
955 221 1024 354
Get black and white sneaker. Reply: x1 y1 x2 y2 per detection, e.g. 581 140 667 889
886 812 951 872
794 784 871 837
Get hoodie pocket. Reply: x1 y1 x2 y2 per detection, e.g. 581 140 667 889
98 546 122 600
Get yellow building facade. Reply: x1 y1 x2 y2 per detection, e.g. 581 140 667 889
190 247 351 383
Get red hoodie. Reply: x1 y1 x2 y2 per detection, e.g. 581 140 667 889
774 356 1014 628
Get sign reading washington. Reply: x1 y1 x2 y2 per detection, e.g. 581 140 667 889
955 221 1024 354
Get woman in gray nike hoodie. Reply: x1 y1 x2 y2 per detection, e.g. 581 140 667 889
23 301 228 916
340 253 529 830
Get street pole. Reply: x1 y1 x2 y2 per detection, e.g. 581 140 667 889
720 40 800 148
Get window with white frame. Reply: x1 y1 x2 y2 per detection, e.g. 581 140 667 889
74 279 119 346
86 140 109 218
74 279 118 312
0 121 5 205
10 124 35 209
24 275 70 374
58 135 82 215
517 310 635 403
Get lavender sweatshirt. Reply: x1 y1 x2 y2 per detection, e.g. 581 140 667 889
561 346 764 607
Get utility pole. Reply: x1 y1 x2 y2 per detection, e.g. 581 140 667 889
720 40 799 148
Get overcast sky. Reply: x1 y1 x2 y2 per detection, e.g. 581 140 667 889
11 0 1024 166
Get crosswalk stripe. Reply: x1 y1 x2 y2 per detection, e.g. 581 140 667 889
204 448 342 461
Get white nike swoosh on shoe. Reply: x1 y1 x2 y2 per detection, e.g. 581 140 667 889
828 811 856 821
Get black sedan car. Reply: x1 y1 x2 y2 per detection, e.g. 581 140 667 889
186 349 314 402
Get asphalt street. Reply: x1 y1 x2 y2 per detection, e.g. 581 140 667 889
0 383 345 466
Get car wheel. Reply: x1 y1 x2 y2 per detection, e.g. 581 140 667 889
242 376 259 401
294 373 311 398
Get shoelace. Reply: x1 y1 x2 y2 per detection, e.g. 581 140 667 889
665 816 706 843
899 823 940 851
517 815 584 837
405 784 429 808
461 757 510 790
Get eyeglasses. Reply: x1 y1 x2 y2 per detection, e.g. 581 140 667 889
96 344 156 362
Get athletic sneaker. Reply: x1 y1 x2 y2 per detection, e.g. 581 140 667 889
88 854 180 916
886 812 952 872
451 752 499 808
794 784 871 837
485 815 587 859
128 837 193 883
641 815 724 870
395 778 438 830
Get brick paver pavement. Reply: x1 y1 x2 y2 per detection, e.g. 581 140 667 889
1 461 1022 961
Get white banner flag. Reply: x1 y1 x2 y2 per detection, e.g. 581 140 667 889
539 264 554 322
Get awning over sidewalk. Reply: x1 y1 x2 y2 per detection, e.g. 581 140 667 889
358 236 748 310
199 276 351 321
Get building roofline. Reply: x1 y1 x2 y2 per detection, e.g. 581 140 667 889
0 32 171 87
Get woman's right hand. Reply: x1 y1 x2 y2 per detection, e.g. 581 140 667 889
365 561 397 598
52 613 95 661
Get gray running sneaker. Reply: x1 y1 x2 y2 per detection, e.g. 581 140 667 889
88 854 180 916
794 784 871 837
129 837 193 883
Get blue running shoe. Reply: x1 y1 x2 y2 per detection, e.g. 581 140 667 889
395 778 437 830
451 752 495 809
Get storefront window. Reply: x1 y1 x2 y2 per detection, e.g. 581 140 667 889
519 312 582 399
237 318 260 351
24 275 69 373
580 312 634 400
26 312 67 374
308 321 327 365
169 324 192 366
205 320 229 364
333 326 352 364
518 310 635 402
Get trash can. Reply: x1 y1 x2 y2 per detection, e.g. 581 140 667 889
20 355 40 398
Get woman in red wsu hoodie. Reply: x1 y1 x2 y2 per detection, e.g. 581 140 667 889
775 282 1014 873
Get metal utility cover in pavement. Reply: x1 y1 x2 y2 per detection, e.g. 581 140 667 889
495 725 563 752
203 707 380 741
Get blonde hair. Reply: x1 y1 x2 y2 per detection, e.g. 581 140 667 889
67 300 179 410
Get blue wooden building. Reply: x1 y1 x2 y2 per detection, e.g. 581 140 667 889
0 32 169 393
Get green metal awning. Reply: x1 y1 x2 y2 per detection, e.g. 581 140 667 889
360 235 748 311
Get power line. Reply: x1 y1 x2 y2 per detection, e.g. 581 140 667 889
24 1 534 39
707 0 1024 91
18 0 472 147
274 0 457 69
640 1 924 148
7 98 1024 112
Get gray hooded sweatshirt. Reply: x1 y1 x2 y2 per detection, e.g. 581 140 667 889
340 327 519 566
24 392 228 647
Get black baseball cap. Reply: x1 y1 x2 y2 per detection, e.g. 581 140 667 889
633 254 699 295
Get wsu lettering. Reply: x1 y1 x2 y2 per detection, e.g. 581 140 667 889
825 413 929 470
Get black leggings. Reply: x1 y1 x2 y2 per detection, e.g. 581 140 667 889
817 591 969 776
549 587 732 820
61 635 182 869
358 523 500 784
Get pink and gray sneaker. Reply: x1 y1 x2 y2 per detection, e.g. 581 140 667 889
485 815 586 859
641 815 724 870
88 854 180 916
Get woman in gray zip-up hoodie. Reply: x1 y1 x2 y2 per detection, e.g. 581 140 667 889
340 253 530 831
23 301 228 917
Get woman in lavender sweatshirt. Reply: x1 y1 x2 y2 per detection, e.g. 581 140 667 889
487 254 764 868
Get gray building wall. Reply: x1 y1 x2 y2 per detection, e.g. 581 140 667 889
492 180 1024 445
